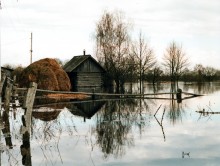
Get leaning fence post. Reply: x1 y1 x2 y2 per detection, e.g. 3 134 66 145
21 82 37 133
12 76 18 99
12 83 18 109
0 73 6 97
20 82 37 166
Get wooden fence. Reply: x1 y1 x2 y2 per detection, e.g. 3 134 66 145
0 75 203 110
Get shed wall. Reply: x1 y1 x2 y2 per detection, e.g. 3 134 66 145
76 73 103 87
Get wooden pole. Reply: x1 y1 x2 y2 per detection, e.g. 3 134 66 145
4 78 12 114
21 82 37 134
0 3 2 165
30 32 33 64
20 82 37 166
0 0 2 83
0 73 5 96
176 88 182 103
139 43 142 95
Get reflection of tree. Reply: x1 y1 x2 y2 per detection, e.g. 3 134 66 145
143 82 166 94
32 118 64 163
96 120 132 158
137 99 145 135
167 83 185 124
183 82 220 95
168 99 184 125
94 98 153 158
95 100 136 158
135 99 153 137
31 107 75 165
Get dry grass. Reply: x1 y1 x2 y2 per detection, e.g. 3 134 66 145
44 93 90 100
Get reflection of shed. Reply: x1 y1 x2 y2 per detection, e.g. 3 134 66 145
68 101 106 120
63 51 105 92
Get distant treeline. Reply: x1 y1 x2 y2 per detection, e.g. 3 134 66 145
144 64 220 83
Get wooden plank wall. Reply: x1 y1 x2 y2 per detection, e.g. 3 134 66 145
77 73 103 87
75 58 104 73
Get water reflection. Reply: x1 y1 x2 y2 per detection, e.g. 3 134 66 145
154 105 166 141
94 100 136 158
138 81 220 95
2 82 220 165
31 109 66 165
183 82 220 94
20 130 31 165
32 109 61 121
196 102 220 121
15 98 188 163
1 110 13 149
67 101 106 121
168 99 185 125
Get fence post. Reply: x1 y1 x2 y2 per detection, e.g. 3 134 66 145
12 83 18 108
20 82 37 166
176 88 182 103
4 79 12 113
0 73 6 97
21 82 37 134
12 76 18 99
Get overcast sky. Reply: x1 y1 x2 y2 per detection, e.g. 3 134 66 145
1 0 220 69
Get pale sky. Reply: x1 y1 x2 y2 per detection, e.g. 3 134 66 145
1 0 220 69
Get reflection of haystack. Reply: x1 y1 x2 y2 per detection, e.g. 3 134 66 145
19 58 71 91
32 109 61 121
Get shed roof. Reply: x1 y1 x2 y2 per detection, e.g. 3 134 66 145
63 55 105 72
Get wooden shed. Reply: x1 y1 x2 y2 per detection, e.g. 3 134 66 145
63 52 105 92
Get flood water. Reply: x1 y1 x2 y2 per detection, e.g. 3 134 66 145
1 82 220 166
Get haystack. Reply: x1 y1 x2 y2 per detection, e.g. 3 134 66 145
19 58 71 91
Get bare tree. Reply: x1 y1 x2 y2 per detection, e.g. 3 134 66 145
149 66 163 85
95 11 132 92
194 64 205 82
204 66 217 81
163 41 189 85
132 32 156 93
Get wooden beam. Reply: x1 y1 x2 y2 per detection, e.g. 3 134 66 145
22 82 37 109
0 73 6 96
4 79 12 113
21 82 37 134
